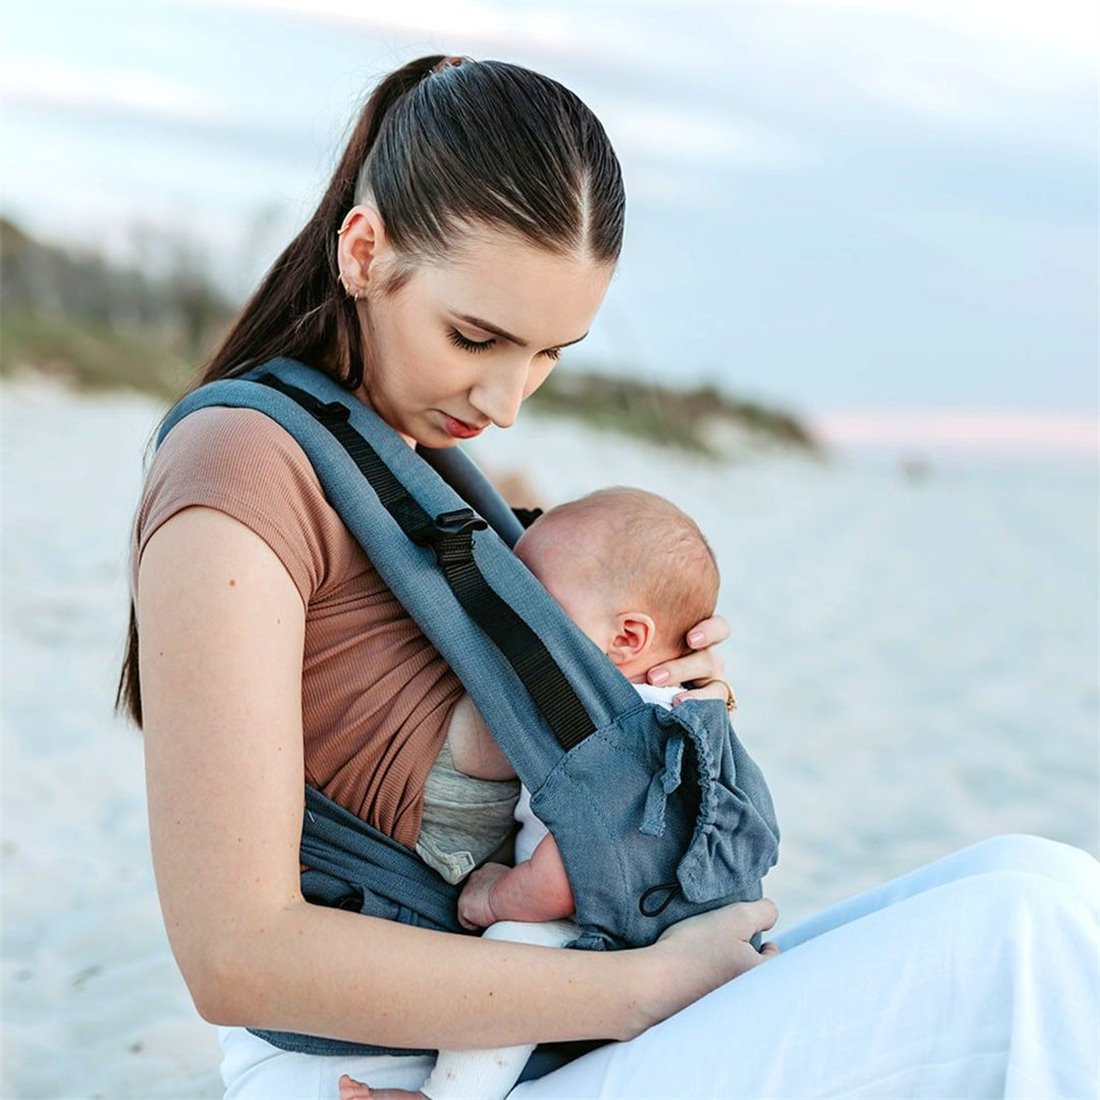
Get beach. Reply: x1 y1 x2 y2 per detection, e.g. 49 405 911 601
2 377 1097 1100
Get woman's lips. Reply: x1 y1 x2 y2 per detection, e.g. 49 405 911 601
442 414 486 440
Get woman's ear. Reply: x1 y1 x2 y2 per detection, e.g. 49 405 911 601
605 612 657 668
336 204 388 298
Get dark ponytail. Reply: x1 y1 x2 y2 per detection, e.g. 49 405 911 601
117 55 625 726
197 55 444 393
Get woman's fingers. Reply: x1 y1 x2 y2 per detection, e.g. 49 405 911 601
739 939 781 974
648 614 729 689
659 896 778 949
685 614 731 650
337 1075 374 1100
670 680 735 708
650 897 781 1008
743 896 779 938
648 647 723 688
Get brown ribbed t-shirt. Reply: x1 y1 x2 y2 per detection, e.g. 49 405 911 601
131 406 464 848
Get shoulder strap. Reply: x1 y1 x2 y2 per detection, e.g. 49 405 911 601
158 357 641 790
255 369 593 751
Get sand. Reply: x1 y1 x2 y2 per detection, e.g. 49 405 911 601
2 377 1097 1099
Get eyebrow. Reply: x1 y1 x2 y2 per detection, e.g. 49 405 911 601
454 312 589 351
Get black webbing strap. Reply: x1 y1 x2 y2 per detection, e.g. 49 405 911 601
256 373 595 750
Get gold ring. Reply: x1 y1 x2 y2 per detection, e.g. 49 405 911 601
699 678 737 713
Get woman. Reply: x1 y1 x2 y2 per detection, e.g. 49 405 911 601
121 56 1098 1098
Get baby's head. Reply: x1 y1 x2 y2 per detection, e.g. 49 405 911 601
514 487 719 683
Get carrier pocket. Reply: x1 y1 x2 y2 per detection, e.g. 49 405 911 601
528 700 780 947
528 704 699 948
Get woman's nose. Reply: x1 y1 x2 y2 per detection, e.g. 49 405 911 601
469 361 529 429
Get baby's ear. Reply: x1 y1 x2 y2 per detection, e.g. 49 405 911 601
605 612 657 667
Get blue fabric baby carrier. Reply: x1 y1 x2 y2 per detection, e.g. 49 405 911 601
158 357 780 1057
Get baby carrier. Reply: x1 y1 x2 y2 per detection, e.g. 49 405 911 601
158 357 779 1056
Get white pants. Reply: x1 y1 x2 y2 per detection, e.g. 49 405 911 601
220 835 1100 1100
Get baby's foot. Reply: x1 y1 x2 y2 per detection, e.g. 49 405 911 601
337 1074 427 1100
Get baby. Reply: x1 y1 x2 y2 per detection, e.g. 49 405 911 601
340 487 727 1100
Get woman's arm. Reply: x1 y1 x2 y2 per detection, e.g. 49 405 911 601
139 508 776 1050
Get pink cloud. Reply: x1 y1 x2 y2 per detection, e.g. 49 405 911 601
813 409 1099 457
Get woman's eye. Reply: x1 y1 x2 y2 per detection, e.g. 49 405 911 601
447 327 561 362
447 328 495 353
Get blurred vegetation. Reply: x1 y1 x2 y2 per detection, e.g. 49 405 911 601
1 217 821 460
1 217 228 399
530 369 821 459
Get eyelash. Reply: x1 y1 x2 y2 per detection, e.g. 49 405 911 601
446 328 562 362
447 328 493 354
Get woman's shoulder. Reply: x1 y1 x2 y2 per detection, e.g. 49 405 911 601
143 405 327 533
154 404 314 475
133 406 341 603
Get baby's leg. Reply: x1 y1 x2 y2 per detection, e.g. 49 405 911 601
337 1074 424 1100
335 923 575 1100
421 920 578 1100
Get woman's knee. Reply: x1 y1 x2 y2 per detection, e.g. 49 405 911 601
948 866 1100 995
953 834 1099 895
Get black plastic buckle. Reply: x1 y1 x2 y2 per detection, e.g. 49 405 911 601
410 508 488 567
315 400 351 425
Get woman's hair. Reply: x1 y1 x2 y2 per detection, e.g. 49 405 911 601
117 55 624 726
198 54 624 392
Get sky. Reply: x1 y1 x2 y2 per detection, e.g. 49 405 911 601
1 0 1097 455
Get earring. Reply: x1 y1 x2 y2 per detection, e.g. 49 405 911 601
339 273 363 300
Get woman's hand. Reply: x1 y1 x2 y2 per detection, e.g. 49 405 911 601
645 613 734 706
635 898 780 1034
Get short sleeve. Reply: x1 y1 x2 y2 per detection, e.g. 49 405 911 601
132 406 334 605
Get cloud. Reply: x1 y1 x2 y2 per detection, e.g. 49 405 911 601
603 101 807 170
0 54 321 165
235 0 1096 163
240 0 502 37
881 0 1098 68
0 57 227 124
758 1 1097 154
229 0 595 60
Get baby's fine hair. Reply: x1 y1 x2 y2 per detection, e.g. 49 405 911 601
533 487 719 652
